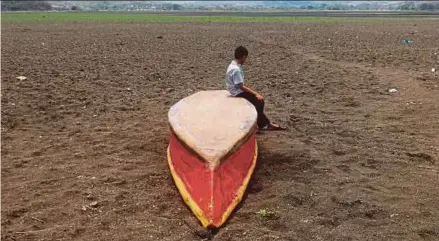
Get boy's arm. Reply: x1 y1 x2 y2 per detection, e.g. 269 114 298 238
239 84 263 100
232 69 263 100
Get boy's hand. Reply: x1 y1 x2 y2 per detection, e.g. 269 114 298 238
256 94 263 100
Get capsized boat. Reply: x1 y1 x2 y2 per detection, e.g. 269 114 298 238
167 90 258 228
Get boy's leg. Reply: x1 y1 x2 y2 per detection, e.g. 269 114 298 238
237 92 270 129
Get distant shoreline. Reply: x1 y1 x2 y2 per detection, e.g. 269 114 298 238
2 10 439 18
131 10 439 18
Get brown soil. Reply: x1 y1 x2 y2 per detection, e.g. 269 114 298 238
2 21 439 241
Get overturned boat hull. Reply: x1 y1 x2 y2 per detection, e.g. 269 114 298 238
167 90 258 228
167 130 257 228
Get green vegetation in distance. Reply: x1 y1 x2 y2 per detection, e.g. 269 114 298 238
1 12 424 24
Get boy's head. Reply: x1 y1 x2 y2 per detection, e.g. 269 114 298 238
234 46 248 65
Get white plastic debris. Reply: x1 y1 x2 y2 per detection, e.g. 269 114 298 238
301 219 310 223
432 68 436 73
388 88 398 93
82 201 98 211
16 76 27 81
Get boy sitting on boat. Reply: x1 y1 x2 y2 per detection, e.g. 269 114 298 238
226 46 285 131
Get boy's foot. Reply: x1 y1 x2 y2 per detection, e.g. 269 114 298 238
267 123 287 131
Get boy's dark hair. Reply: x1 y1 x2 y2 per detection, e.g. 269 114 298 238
234 46 248 59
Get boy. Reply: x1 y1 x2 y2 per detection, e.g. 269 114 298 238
226 46 285 131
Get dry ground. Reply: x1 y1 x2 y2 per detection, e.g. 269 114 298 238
2 20 439 241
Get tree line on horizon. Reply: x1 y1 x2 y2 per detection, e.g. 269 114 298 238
2 1 439 12
1 1 52 11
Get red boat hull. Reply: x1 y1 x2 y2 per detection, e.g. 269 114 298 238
167 131 257 228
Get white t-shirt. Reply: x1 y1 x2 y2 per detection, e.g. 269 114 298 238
225 60 244 96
